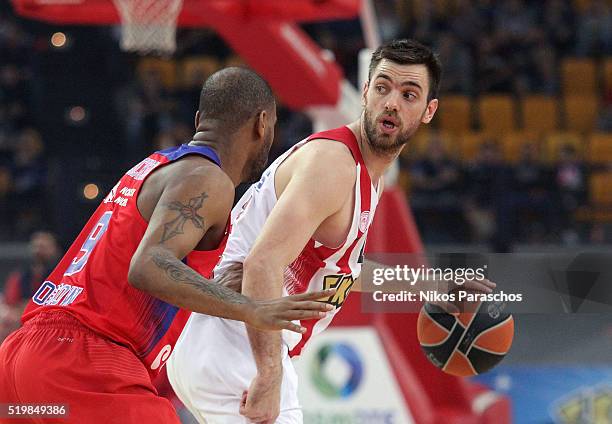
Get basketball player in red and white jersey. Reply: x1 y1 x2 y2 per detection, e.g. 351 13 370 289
168 40 495 424
0 68 335 424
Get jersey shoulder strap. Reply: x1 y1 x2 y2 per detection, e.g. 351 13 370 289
306 126 364 167
157 144 221 167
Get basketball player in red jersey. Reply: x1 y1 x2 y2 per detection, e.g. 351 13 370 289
0 67 335 423
169 40 495 423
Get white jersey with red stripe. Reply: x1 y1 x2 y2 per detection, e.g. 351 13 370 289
218 125 380 356
168 126 381 422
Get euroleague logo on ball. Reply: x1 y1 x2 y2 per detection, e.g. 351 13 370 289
310 342 363 399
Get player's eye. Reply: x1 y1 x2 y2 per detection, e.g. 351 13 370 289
375 85 387 94
404 92 417 101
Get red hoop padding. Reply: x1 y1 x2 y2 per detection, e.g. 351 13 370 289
11 0 358 109
11 0 360 27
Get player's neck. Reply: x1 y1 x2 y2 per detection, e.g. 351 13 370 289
347 120 400 182
190 132 243 187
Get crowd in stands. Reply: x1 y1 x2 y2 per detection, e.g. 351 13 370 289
0 0 610 249
405 133 589 249
0 5 48 239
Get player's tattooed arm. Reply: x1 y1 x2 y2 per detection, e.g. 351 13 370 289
149 247 246 304
129 164 333 332
128 168 252 319
160 192 208 243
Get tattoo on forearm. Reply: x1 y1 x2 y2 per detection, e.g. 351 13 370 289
150 249 247 305
160 192 208 243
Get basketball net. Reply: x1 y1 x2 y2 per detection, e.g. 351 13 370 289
112 0 183 55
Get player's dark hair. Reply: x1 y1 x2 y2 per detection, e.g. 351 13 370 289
368 39 442 102
198 67 275 134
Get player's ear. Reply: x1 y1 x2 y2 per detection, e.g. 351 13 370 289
361 80 369 107
421 98 438 124
255 110 267 141
194 111 200 130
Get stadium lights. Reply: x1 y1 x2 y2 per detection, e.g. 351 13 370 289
66 106 87 125
82 183 100 200
50 32 67 48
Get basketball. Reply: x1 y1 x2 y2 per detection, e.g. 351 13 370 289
417 301 514 377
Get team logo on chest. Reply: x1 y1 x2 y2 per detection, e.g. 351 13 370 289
320 274 355 308
359 211 370 233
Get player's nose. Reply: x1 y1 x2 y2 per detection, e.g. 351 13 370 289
384 92 400 112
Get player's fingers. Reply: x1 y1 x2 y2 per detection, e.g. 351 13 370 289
462 280 494 293
470 278 496 289
288 300 333 311
239 392 248 416
483 278 496 288
240 405 263 422
285 309 328 321
279 320 307 334
287 289 336 301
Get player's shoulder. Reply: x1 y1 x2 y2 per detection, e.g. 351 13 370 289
166 155 234 202
292 138 356 182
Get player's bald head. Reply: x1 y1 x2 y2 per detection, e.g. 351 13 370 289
198 67 275 134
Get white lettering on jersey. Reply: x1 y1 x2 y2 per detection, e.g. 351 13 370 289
119 187 136 197
126 158 160 181
103 182 120 204
113 196 128 207
32 281 83 306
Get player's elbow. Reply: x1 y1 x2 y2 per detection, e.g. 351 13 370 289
127 253 148 290
242 253 285 298
242 253 278 277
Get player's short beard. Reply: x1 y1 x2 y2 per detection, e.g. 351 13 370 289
363 108 420 156
244 128 273 183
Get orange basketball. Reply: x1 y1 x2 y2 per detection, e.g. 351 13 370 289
417 302 514 376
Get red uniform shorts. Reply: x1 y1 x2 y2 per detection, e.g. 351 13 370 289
0 310 180 424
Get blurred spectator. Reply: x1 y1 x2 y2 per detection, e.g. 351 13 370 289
120 68 174 161
575 0 612 56
0 16 33 65
437 32 474 94
11 128 47 237
463 141 511 249
153 129 180 151
410 136 464 242
450 0 490 48
597 104 612 132
553 144 587 243
0 166 12 238
175 66 207 128
0 231 60 342
0 64 30 131
508 143 555 242
542 0 576 54
493 0 540 43
375 0 403 41
476 38 515 93
172 122 193 145
271 107 313 160
529 45 558 95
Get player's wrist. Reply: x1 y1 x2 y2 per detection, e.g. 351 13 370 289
239 298 258 325
256 364 282 381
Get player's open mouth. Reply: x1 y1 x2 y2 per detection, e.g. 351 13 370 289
379 118 398 134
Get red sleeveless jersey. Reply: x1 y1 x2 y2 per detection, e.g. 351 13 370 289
22 144 228 378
